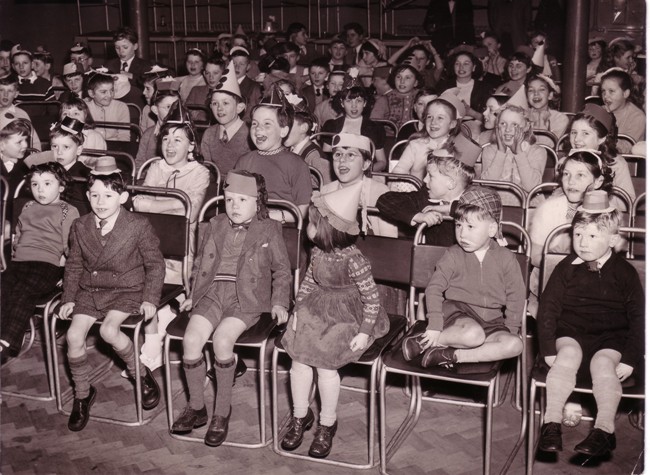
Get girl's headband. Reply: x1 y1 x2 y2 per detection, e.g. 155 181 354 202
568 148 603 170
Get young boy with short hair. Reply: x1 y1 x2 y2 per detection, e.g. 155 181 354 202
200 61 252 175
11 46 54 102
401 186 526 368
300 58 330 113
106 26 152 86
85 72 130 142
536 191 644 457
59 163 165 431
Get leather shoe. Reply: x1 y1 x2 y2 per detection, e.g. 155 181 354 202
171 405 208 434
574 428 616 456
141 367 160 410
538 422 563 452
402 333 426 361
308 421 338 458
204 408 231 447
281 408 315 450
68 386 97 432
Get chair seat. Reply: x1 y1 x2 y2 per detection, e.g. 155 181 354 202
166 311 277 345
382 320 501 381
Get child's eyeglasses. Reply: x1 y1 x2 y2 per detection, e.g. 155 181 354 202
333 151 362 162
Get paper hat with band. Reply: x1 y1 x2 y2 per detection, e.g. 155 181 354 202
458 186 505 241
312 180 363 235
581 103 614 132
63 62 84 77
438 90 466 119
332 133 372 155
224 170 258 197
213 60 242 100
57 116 85 135
577 190 615 213
90 156 120 175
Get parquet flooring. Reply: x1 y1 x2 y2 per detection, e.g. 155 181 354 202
1 331 644 475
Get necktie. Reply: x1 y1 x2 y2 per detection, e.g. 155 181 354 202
121 62 128 72
221 129 228 143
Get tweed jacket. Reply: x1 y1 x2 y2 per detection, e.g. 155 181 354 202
190 214 291 313
62 208 165 309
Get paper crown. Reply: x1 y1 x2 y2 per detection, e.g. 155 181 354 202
312 181 363 235
581 103 614 132
213 60 242 99
63 62 84 77
90 156 120 175
458 186 503 239
58 116 85 135
259 83 290 108
224 170 258 197
332 133 372 154
439 90 466 119
372 65 391 79
577 190 615 213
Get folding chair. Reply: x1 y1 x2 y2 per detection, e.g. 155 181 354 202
84 147 137 184
271 233 412 469
50 186 192 426
526 224 645 474
164 197 303 448
379 222 531 475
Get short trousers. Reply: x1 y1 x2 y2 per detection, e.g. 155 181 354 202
192 281 260 330
442 300 510 338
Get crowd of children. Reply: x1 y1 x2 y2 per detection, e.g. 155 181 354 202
0 16 645 469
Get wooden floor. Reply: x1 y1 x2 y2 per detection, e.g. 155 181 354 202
1 328 644 475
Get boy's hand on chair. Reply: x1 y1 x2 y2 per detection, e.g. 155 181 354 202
58 302 75 320
616 362 633 381
179 298 193 312
544 355 556 367
419 330 441 349
140 302 157 321
272 305 289 324
350 333 369 352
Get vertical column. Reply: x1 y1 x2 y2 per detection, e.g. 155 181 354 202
562 0 590 112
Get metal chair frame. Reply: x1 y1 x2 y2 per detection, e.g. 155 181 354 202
164 197 303 448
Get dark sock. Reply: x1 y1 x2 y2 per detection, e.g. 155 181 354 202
69 353 91 399
183 356 206 411
114 339 145 378
213 356 236 417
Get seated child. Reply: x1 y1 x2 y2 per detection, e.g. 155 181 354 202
200 62 252 175
135 80 180 170
0 162 79 356
281 182 389 458
377 133 481 246
234 85 312 221
401 187 525 368
85 71 130 142
536 191 644 457
170 170 290 447
58 166 165 431
284 97 333 185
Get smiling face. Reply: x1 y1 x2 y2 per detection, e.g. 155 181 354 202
508 59 530 81
185 54 204 76
114 39 137 61
573 222 617 262
332 146 369 184
203 62 224 88
424 103 456 140
225 190 258 224
394 68 417 94
12 53 32 78
561 159 603 205
51 135 81 168
569 118 606 150
601 78 629 113
497 109 527 147
526 78 552 110
87 179 128 220
454 54 475 81
0 132 28 161
161 127 193 168
0 84 18 108
483 97 501 129
30 171 64 205
88 81 115 107
342 96 365 119
250 107 288 151
211 91 245 126
455 214 496 253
